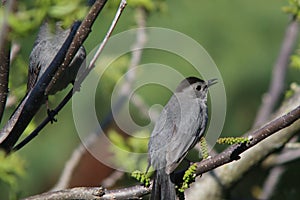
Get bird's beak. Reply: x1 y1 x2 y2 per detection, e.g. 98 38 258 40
207 78 218 87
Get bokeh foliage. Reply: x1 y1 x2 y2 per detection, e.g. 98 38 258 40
0 0 300 199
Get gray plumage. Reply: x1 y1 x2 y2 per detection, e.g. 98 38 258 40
27 22 86 95
148 77 217 200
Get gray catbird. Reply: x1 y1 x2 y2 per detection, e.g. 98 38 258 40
147 77 217 200
27 22 86 95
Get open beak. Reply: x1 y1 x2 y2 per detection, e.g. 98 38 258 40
207 78 218 87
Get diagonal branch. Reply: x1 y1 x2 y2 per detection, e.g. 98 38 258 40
101 6 147 128
0 22 80 152
22 92 300 199
254 19 299 127
185 88 300 199
12 0 127 153
22 185 151 200
252 17 299 200
194 105 300 176
46 0 108 95
0 0 16 124
0 0 109 153
12 89 74 151
52 3 145 191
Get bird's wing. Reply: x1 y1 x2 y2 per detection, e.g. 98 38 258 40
26 24 48 93
165 103 204 174
148 107 175 170
27 62 41 93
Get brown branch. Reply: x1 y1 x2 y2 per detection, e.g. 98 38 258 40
186 87 300 199
23 185 151 200
259 166 285 199
254 19 299 127
23 96 300 199
0 40 10 124
194 105 300 176
45 0 108 94
101 6 147 128
12 89 74 151
22 187 105 200
13 0 127 153
250 17 300 200
51 134 97 190
262 144 300 167
0 0 16 123
53 3 149 191
0 0 109 153
0 22 79 152
259 135 299 199
101 171 125 188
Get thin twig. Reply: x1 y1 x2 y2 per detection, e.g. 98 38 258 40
0 0 16 123
262 146 300 167
87 0 127 73
130 93 160 121
259 166 285 199
51 134 97 191
254 19 299 127
259 135 300 200
12 89 73 151
252 18 299 200
101 171 125 188
101 6 147 128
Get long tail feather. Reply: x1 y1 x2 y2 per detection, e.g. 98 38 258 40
151 169 176 200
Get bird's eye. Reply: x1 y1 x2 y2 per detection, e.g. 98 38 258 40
196 85 202 91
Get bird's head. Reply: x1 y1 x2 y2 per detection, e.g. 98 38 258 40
175 77 217 100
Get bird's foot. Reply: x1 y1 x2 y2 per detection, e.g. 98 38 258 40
47 109 58 123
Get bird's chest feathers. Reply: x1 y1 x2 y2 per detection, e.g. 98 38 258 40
174 98 206 127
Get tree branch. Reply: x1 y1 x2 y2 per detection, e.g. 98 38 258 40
52 3 148 191
12 0 127 152
186 88 300 199
101 6 147 128
12 89 74 151
254 19 299 127
23 90 300 199
0 22 80 152
194 107 300 175
22 187 105 200
259 166 285 199
0 0 110 153
252 17 300 199
23 185 152 200
46 0 109 95
0 0 16 124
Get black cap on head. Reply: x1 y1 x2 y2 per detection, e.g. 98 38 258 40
176 77 204 92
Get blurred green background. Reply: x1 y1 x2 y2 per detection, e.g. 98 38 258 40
1 0 300 199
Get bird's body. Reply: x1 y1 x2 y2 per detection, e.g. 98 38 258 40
27 22 86 95
148 77 216 200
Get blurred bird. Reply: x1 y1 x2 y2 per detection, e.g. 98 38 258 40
148 77 217 200
27 22 86 121
27 22 86 95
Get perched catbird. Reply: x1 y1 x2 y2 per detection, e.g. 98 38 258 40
27 22 86 95
147 77 217 200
